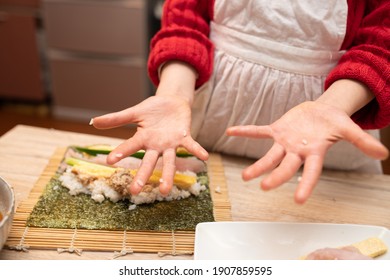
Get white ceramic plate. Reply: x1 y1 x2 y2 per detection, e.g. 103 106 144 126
194 222 390 260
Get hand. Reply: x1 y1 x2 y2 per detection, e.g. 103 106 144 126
91 95 208 195
226 101 389 203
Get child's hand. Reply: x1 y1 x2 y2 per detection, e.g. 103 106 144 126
226 101 389 203
91 95 208 196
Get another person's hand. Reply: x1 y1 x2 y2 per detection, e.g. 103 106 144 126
226 100 389 203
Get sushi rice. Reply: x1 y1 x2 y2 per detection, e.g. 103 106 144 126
59 167 206 205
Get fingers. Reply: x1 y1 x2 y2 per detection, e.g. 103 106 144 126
341 123 389 160
294 154 324 204
182 136 209 161
353 134 389 160
261 153 303 190
106 136 143 165
226 125 273 139
129 150 159 195
105 134 208 196
242 143 285 181
258 153 323 204
259 151 324 204
159 149 177 195
91 107 138 129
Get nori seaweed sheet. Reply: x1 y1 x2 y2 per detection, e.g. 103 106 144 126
27 172 214 231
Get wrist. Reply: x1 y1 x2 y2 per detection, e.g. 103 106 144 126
316 79 374 116
155 60 197 104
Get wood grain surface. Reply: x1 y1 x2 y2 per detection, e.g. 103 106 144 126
0 125 389 260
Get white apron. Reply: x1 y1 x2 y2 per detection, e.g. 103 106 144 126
191 0 382 173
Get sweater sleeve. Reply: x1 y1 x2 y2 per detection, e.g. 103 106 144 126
325 0 390 129
147 0 214 88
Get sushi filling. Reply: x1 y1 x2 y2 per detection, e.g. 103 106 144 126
59 167 206 205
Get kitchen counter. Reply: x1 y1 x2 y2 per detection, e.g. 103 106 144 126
0 125 389 259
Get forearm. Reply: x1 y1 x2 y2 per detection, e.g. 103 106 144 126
316 79 375 117
323 2 390 129
155 61 197 104
148 0 214 88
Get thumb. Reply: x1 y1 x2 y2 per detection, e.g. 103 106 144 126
91 106 138 129
342 123 389 160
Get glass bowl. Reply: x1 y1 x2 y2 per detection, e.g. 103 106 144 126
0 176 15 251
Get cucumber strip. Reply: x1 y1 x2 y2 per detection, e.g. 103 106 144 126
64 157 115 170
71 145 194 158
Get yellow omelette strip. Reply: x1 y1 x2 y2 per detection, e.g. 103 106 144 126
300 237 388 259
66 157 196 189
129 169 196 189
352 237 388 258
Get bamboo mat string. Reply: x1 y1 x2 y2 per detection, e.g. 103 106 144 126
57 228 83 256
8 226 29 252
157 231 193 257
112 230 134 259
6 150 231 254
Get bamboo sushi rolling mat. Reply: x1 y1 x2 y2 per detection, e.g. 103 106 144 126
5 148 232 257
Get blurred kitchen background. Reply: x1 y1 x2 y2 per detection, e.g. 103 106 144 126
1 0 390 173
0 0 162 136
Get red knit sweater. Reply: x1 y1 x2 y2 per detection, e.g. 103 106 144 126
148 0 390 129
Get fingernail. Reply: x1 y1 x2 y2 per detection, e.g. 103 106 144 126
136 179 144 187
130 180 144 195
159 178 164 183
115 153 123 158
89 118 94 125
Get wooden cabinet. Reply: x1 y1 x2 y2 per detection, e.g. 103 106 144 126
0 0 40 7
43 0 152 121
0 2 45 101
49 52 146 118
43 1 146 55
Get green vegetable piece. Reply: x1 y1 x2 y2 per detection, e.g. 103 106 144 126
71 145 194 159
